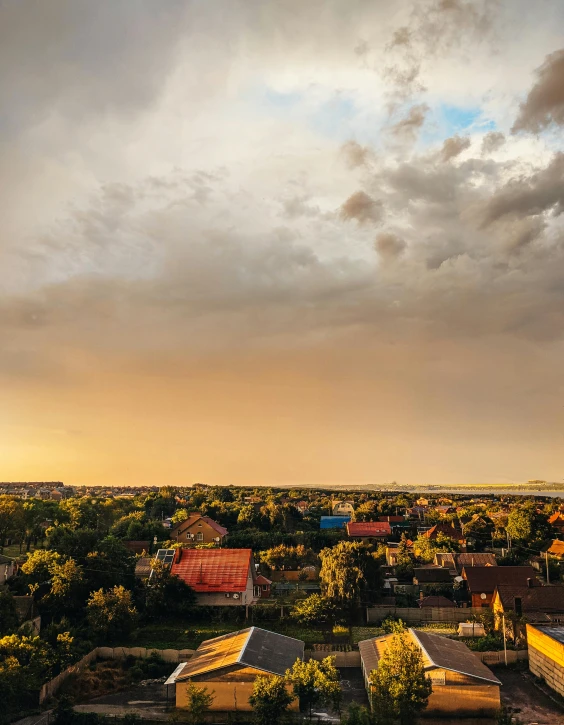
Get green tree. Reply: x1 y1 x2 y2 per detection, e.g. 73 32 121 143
368 633 432 725
291 594 338 628
286 656 341 719
144 561 197 618
341 702 372 725
86 585 138 641
0 497 21 551
249 675 293 725
319 541 379 610
180 683 214 725
353 501 380 522
506 505 552 546
0 592 19 636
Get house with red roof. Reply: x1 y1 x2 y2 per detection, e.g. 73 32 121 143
347 521 391 540
170 513 228 546
171 548 260 606
549 512 564 535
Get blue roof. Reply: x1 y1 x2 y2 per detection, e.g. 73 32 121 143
320 515 350 529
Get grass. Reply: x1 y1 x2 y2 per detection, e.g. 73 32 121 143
1 543 41 560
125 619 327 650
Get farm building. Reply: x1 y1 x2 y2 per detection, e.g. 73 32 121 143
166 627 303 712
358 629 501 718
527 625 564 697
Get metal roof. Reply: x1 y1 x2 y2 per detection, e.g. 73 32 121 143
534 625 564 645
174 627 304 680
320 515 350 529
358 630 500 686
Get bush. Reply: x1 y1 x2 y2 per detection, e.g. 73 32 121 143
129 666 144 681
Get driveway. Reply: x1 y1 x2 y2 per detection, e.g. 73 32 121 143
494 667 564 725
74 681 169 720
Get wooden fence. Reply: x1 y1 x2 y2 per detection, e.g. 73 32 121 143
366 606 485 623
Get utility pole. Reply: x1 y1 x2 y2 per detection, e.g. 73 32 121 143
546 550 550 584
502 614 508 666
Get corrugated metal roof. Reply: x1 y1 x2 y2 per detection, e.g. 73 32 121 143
171 548 252 592
175 627 304 680
358 630 500 686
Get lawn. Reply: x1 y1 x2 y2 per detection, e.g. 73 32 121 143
1 543 40 560
125 619 326 650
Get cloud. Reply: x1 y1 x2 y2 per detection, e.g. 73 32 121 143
481 131 505 155
375 233 407 260
440 135 471 161
339 191 384 224
512 49 564 133
481 152 564 225
340 141 373 169
390 103 429 141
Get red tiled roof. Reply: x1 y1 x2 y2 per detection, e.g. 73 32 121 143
347 521 391 537
171 548 252 592
549 512 564 524
422 523 465 541
255 574 272 585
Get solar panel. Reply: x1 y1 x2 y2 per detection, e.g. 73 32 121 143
155 548 175 564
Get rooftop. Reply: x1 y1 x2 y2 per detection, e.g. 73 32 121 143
463 565 538 592
171 548 252 592
495 584 564 613
347 521 391 537
174 627 304 679
533 626 564 645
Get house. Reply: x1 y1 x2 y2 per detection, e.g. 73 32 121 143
546 539 564 559
346 521 391 540
166 627 303 712
548 512 564 534
170 514 228 545
359 629 501 718
419 523 467 551
527 624 564 698
492 584 564 625
320 515 350 530
416 497 429 507
434 552 496 575
134 557 153 579
295 501 309 514
255 574 272 598
418 595 455 608
331 500 355 516
123 540 151 555
170 548 260 607
435 506 455 516
0 555 15 584
413 567 452 590
462 566 539 608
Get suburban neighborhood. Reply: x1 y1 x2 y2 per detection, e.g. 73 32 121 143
0 482 564 725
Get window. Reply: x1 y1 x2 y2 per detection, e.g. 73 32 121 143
196 532 204 541
262 584 268 591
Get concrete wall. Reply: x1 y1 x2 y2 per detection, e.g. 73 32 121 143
176 680 298 712
527 624 564 697
306 650 360 667
424 683 501 718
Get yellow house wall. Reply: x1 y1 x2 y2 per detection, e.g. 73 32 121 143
424 684 500 718
175 520 222 545
527 625 564 697
176 681 298 712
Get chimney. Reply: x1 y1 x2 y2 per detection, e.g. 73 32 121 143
177 548 183 562
527 577 532 588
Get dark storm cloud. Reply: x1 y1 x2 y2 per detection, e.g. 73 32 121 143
441 136 471 162
512 49 564 133
340 191 384 224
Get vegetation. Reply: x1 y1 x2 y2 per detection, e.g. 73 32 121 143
180 683 215 725
286 656 342 718
249 675 293 725
368 632 432 725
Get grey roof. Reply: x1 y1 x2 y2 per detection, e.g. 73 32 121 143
242 627 304 675
412 629 501 685
533 626 564 645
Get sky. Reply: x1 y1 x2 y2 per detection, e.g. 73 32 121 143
2 0 564 488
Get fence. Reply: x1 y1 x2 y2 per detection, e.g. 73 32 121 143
476 649 528 665
306 650 360 667
366 606 485 623
39 647 195 705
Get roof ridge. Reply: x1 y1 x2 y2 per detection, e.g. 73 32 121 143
409 628 435 667
237 626 255 665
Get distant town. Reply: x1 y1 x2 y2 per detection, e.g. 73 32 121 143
1 481 564 724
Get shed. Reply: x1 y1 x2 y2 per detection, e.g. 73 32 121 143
527 624 564 697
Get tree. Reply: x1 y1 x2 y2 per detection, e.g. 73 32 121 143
0 592 19 636
341 702 372 725
180 683 214 725
291 594 338 628
249 675 293 725
368 633 432 725
506 505 552 546
319 541 379 610
144 561 197 619
0 497 21 551
352 501 380 522
286 656 341 719
394 535 414 580
86 585 138 641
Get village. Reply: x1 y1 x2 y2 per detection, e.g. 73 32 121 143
0 483 563 725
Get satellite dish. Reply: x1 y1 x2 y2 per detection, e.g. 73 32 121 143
232 593 240 600
480 593 487 600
